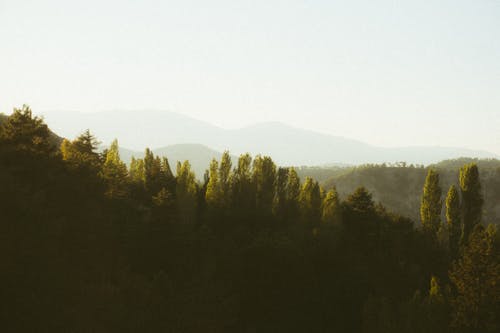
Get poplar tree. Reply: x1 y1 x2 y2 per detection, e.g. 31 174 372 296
252 155 276 215
322 187 340 225
286 167 301 222
273 167 289 222
420 169 442 236
459 163 484 245
176 160 198 224
298 177 322 225
218 151 232 208
129 157 145 184
205 158 221 209
446 185 461 256
231 153 254 216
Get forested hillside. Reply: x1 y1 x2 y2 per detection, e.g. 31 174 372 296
314 161 500 225
1 106 498 332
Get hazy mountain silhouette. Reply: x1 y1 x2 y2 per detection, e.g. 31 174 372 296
41 110 497 166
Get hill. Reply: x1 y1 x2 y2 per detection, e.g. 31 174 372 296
316 158 500 225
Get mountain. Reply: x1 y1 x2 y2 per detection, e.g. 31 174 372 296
41 110 221 151
41 110 498 166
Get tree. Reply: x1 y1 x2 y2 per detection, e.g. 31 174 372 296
231 153 254 218
449 224 500 332
100 139 129 199
73 129 100 154
176 161 198 224
273 167 289 222
459 163 484 245
152 187 174 209
61 130 101 170
252 155 276 216
0 105 54 154
144 148 162 193
420 169 442 236
346 186 375 213
205 158 221 209
298 177 322 225
446 185 461 257
322 187 340 225
160 157 175 193
286 167 301 223
218 151 232 208
205 152 233 212
130 157 145 184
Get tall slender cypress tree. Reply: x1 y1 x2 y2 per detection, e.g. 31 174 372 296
446 185 461 256
459 163 484 245
322 187 340 225
420 169 442 236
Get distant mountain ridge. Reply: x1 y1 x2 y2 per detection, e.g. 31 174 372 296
38 110 499 166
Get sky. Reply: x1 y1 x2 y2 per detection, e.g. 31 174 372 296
1 0 499 154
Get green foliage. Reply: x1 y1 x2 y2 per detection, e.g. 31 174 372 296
205 151 233 212
129 156 145 183
449 224 500 332
144 148 162 192
176 160 198 224
273 167 289 221
346 186 375 213
152 187 174 208
100 139 129 199
459 163 484 245
321 187 340 225
298 177 322 225
320 160 500 226
0 105 54 154
205 158 220 208
231 153 255 217
420 169 442 235
446 185 461 257
1 107 498 332
218 150 232 207
252 155 277 216
61 129 101 170
286 167 301 221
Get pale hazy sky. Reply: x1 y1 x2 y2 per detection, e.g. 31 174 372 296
1 0 499 154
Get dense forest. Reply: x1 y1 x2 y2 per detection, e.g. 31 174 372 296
1 106 499 332
296 159 500 225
